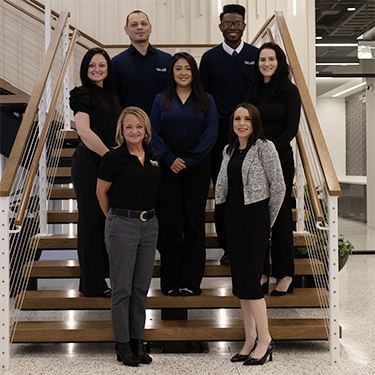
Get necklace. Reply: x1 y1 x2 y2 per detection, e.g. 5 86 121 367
239 148 246 153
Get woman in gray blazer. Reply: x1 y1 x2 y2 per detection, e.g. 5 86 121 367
216 103 285 366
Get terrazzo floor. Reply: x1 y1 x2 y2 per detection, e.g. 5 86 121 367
5 218 375 374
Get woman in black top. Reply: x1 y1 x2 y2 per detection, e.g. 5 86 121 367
97 107 161 367
245 42 301 296
69 48 121 297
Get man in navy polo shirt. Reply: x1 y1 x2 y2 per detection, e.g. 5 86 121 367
112 10 172 115
199 4 258 265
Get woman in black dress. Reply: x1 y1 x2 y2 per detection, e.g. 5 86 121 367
245 42 301 295
70 48 121 297
216 103 285 366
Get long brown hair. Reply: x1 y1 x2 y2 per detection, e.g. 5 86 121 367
227 103 266 155
163 52 210 115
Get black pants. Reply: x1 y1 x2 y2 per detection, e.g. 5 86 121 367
71 146 109 296
158 156 211 294
211 119 230 251
264 146 295 279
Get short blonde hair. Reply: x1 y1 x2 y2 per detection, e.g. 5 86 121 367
114 106 152 148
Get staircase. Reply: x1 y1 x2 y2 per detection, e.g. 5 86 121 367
11 131 332 343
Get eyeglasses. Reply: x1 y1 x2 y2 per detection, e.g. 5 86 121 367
220 21 245 30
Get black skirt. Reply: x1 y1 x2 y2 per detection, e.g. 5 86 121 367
225 147 270 299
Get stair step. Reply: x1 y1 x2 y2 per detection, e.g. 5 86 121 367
46 208 308 223
50 188 76 199
33 231 316 249
25 258 323 278
48 167 71 177
12 318 330 342
16 287 328 311
51 148 75 158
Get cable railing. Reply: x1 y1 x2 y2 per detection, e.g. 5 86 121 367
0 0 342 369
251 11 341 365
0 1 81 368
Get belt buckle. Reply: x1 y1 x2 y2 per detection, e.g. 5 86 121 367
140 211 148 222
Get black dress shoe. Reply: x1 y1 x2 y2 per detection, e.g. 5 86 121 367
179 288 196 296
130 339 152 364
270 280 293 296
230 338 257 362
165 289 180 296
92 288 112 298
115 342 140 367
230 353 249 362
243 339 275 366
220 253 230 265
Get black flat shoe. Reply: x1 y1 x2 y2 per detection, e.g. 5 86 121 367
179 288 196 296
166 289 180 296
243 339 275 366
115 342 140 367
93 288 112 298
130 339 152 364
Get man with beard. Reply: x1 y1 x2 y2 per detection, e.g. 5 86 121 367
199 4 258 265
112 10 172 115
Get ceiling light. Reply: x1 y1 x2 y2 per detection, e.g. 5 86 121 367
316 63 359 66
316 43 357 47
347 7 356 11
316 77 333 80
316 36 323 40
332 82 367 97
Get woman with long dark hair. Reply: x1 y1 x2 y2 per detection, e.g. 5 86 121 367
150 52 218 296
69 48 121 297
245 42 301 296
216 103 285 365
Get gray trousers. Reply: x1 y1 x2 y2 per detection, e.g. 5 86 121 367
105 213 158 342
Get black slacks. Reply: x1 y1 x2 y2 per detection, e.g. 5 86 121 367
264 146 295 278
158 156 211 294
71 146 109 296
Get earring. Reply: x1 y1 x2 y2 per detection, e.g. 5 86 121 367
144 134 148 138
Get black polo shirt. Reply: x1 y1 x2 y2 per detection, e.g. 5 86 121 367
98 142 161 210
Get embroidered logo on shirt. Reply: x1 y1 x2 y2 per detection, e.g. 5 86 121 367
150 160 159 167
244 61 255 65
156 67 167 72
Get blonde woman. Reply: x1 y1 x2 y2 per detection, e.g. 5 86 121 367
97 107 161 367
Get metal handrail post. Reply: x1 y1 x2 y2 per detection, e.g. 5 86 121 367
328 194 340 365
0 196 10 370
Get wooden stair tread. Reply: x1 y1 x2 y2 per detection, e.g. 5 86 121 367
48 167 71 177
16 288 328 310
12 318 330 342
25 258 324 278
51 148 75 158
50 188 76 199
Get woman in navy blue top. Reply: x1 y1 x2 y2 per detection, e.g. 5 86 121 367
150 52 218 296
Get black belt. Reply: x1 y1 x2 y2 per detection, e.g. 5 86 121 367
110 207 155 222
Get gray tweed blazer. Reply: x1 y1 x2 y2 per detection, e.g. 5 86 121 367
215 139 286 227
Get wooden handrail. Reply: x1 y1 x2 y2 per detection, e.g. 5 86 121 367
14 28 80 226
274 11 341 197
0 10 70 197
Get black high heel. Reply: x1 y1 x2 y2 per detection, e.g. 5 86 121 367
270 278 293 296
115 342 140 367
243 339 275 366
130 338 152 364
230 338 257 362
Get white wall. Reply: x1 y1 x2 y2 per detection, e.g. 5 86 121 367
46 0 316 96
316 97 346 179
